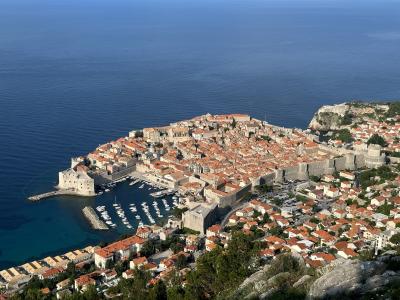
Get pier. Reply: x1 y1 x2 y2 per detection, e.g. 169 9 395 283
82 207 109 230
28 189 79 201
150 189 176 198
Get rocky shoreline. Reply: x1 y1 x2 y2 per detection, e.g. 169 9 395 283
308 101 393 131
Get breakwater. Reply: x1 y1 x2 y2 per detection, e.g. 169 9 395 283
28 189 80 201
82 207 109 230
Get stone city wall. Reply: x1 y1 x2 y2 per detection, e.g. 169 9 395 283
270 151 368 183
218 183 252 207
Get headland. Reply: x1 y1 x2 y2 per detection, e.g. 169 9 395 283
30 110 391 233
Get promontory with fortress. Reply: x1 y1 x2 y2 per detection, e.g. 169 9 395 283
57 110 384 209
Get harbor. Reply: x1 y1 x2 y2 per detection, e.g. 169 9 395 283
81 178 181 233
29 173 181 234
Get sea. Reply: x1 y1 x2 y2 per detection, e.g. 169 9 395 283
0 0 400 270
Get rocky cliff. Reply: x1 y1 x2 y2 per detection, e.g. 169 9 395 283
308 102 390 131
308 103 349 131
231 253 400 300
231 254 313 300
308 256 400 299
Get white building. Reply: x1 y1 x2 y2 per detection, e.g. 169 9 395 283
375 229 400 253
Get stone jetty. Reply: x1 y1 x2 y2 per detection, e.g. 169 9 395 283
28 189 82 201
82 206 109 230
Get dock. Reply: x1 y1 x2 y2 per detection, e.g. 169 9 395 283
129 171 173 189
150 189 176 198
28 189 77 201
82 207 109 230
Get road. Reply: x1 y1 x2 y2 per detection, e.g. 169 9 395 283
221 202 249 227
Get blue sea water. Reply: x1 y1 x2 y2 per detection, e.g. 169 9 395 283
0 0 400 269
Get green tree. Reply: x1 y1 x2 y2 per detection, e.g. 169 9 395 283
296 195 308 203
377 200 394 216
268 226 287 238
167 286 186 300
141 240 157 257
390 233 400 245
170 241 184 254
66 262 76 279
341 112 353 125
115 260 129 276
172 207 188 218
253 210 261 218
24 288 43 300
260 135 272 142
386 102 400 117
175 254 188 270
333 129 353 143
367 134 387 147
231 118 237 128
256 184 273 194
309 217 320 224
184 232 258 299
149 281 167 300
258 212 270 225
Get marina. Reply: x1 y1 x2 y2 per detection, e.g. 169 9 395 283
79 178 178 233
112 201 133 229
96 205 117 228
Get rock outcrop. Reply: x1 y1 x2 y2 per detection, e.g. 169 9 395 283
307 257 400 299
308 102 390 131
232 254 400 300
308 103 349 131
232 254 312 300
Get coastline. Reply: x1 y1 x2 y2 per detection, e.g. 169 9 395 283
1 105 399 296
